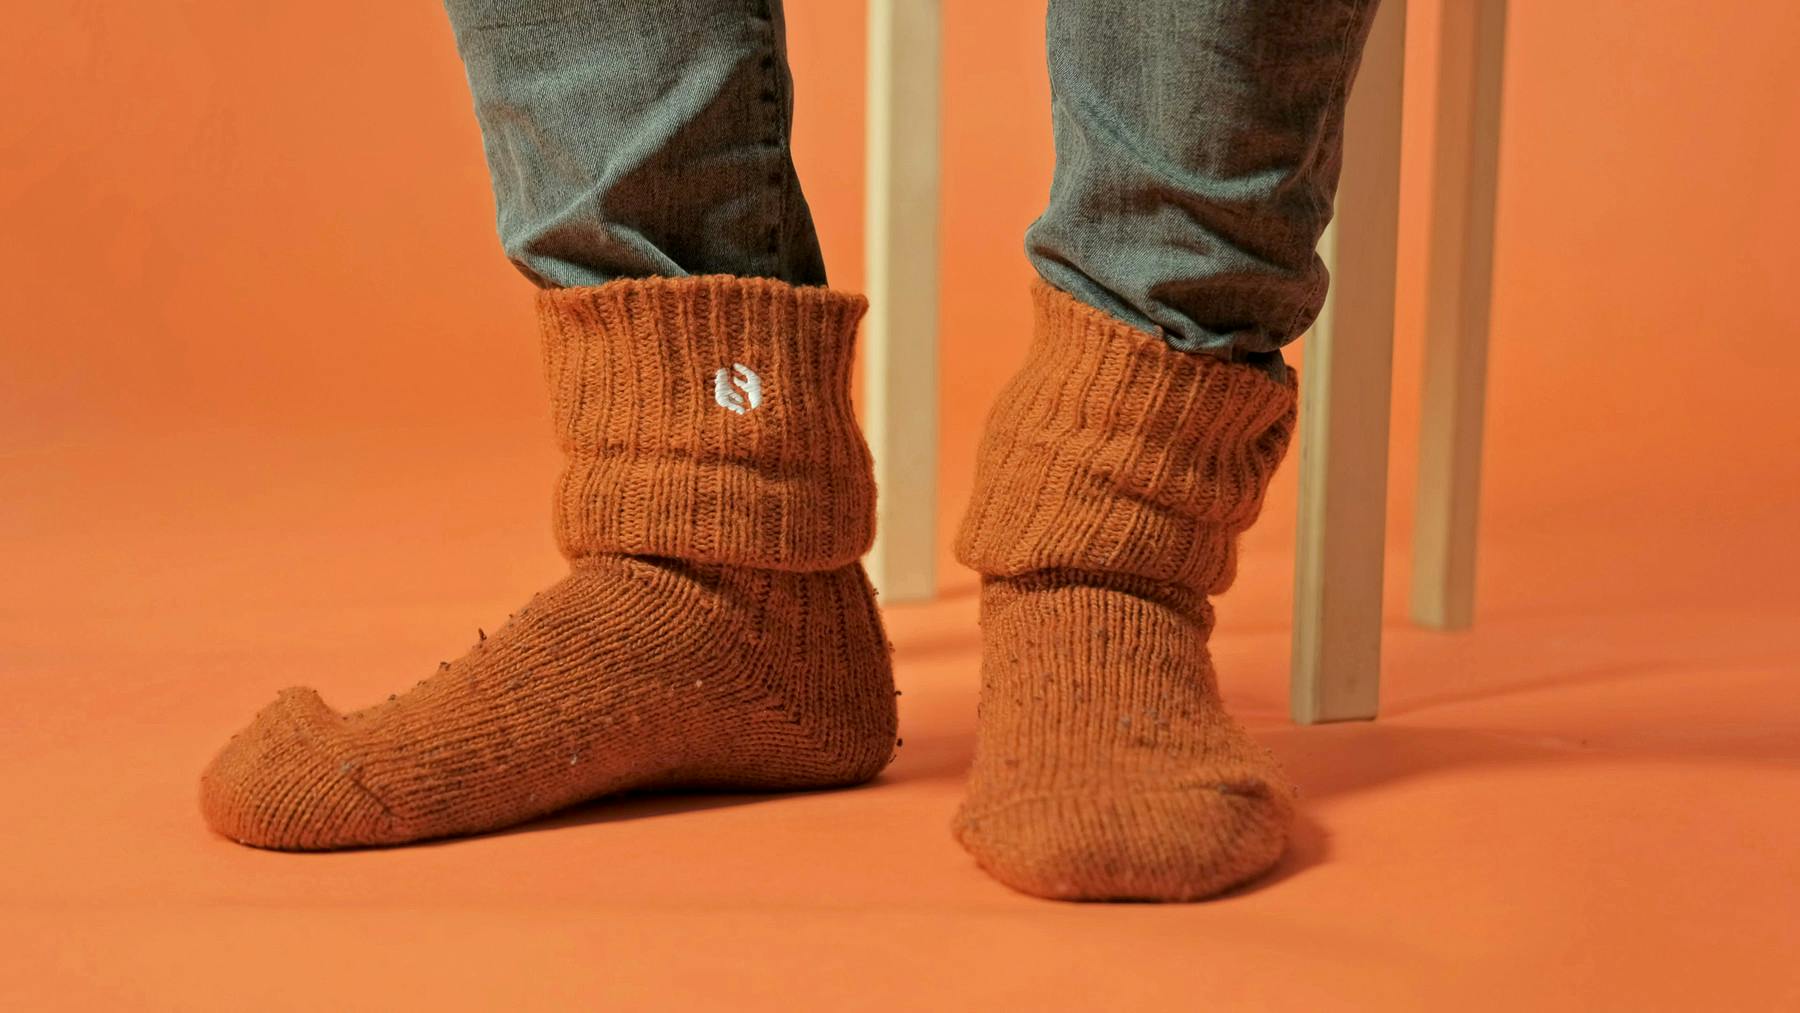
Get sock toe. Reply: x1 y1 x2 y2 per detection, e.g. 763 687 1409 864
955 779 1293 902
200 687 400 850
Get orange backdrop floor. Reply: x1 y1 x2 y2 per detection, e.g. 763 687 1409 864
2 421 1796 1010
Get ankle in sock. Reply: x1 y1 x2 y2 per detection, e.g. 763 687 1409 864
952 282 1299 901
200 276 897 850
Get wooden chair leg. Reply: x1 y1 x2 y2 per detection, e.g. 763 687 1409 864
862 0 941 602
1290 0 1407 725
1411 0 1506 631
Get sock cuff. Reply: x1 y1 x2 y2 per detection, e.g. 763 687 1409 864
539 275 874 570
955 281 1298 594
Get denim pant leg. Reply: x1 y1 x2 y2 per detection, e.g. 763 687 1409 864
1027 0 1384 370
444 0 827 288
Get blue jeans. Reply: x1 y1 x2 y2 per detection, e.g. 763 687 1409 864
444 0 1381 368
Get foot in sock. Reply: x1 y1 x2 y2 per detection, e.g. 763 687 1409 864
953 573 1293 900
200 276 896 850
953 283 1299 901
202 558 894 849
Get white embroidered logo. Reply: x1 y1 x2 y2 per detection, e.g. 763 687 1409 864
713 363 764 414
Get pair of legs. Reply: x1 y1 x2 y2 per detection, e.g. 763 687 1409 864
201 0 1381 901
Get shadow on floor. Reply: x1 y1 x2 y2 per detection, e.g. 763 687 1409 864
480 712 986 841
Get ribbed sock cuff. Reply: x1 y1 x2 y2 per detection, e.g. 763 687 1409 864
539 275 874 570
955 281 1298 595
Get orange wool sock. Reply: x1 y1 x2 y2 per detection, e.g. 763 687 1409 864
201 276 896 850
953 282 1299 901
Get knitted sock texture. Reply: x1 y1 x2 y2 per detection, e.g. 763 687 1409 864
201 276 896 850
953 281 1298 901
541 276 874 568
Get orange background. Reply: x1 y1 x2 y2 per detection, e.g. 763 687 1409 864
3 2 1797 1009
